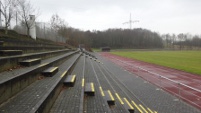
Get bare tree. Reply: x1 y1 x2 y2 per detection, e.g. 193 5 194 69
50 14 67 32
50 14 68 42
0 0 18 34
165 34 171 48
178 33 184 50
16 0 39 37
171 34 176 48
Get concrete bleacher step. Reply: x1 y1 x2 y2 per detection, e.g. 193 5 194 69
0 53 81 113
19 58 41 66
0 46 67 53
97 60 101 63
0 50 23 56
123 98 135 113
104 90 115 106
42 67 59 77
94 56 97 59
85 82 95 96
63 75 76 87
0 38 66 48
82 50 97 59
0 49 71 72
0 41 4 46
0 51 78 105
49 56 84 113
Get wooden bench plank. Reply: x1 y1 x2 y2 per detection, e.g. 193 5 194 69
19 58 41 67
42 67 59 77
104 90 115 105
63 75 76 87
85 82 95 96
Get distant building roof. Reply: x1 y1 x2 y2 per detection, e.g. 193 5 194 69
101 47 110 52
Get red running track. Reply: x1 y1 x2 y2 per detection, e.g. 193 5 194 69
101 52 201 110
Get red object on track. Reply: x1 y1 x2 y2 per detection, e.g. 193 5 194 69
101 52 201 109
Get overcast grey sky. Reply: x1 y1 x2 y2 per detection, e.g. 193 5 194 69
32 0 201 35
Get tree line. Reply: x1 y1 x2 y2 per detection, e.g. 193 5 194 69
89 28 163 49
162 33 201 50
1 0 201 49
12 13 201 50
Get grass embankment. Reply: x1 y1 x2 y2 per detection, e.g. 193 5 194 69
0 29 56 43
112 51 201 76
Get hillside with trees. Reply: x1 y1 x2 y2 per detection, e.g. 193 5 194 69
1 0 201 50
90 28 163 49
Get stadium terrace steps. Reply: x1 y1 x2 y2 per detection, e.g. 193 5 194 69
123 98 135 113
0 41 3 46
82 50 97 59
88 56 129 113
0 53 80 113
0 48 200 113
0 49 71 72
0 50 23 56
97 54 201 113
19 58 41 67
103 90 115 106
0 51 79 105
50 56 85 113
42 67 59 77
63 74 76 87
0 46 66 53
0 38 65 48
84 82 95 96
83 57 112 113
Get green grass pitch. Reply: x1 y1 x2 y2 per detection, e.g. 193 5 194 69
111 51 201 76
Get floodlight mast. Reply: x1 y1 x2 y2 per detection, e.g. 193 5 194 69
123 13 139 29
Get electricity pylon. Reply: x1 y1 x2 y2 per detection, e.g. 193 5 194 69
123 13 139 29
